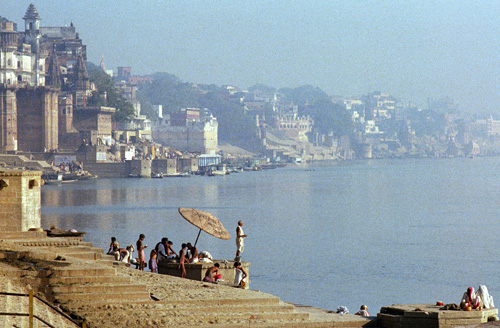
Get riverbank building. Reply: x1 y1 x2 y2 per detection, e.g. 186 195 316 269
0 4 114 154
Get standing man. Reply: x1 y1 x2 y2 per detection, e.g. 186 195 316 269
136 234 147 271
235 220 247 261
178 243 188 278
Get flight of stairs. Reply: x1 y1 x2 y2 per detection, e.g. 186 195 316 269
1 233 376 328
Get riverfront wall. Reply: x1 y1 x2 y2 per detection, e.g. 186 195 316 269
84 158 199 178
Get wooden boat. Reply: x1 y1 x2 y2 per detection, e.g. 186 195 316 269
45 228 86 238
42 173 63 185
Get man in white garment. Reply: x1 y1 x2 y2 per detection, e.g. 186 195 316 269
235 220 247 261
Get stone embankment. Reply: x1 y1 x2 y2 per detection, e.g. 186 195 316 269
0 231 376 328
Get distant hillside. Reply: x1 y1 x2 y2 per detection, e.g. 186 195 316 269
136 74 261 149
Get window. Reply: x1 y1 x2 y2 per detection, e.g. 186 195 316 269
29 179 39 189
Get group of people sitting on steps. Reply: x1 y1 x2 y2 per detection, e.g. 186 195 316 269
105 220 249 287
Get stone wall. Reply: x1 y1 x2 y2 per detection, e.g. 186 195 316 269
16 88 59 152
0 88 18 152
0 170 41 232
84 160 152 178
151 159 177 175
129 160 151 178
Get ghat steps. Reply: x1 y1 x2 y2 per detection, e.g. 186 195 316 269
0 233 376 328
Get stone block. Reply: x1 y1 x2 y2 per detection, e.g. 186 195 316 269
0 170 42 231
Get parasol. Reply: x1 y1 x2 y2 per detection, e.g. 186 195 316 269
178 207 231 247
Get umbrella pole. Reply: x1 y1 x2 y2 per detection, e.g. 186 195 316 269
194 229 202 247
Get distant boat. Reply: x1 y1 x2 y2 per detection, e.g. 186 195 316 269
261 163 287 170
164 172 191 178
151 172 164 178
210 170 227 176
42 173 62 185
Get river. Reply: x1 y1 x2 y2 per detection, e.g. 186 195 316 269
41 156 500 313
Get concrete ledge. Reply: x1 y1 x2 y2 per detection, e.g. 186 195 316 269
378 304 498 328
158 259 250 283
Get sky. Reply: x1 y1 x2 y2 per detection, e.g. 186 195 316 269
3 1 500 114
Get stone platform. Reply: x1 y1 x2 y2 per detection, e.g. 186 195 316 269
157 259 250 284
378 304 498 328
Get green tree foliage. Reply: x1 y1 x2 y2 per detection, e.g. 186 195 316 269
279 85 352 136
86 62 135 122
248 83 276 94
199 91 259 146
407 108 445 137
136 72 200 116
136 74 259 145
279 85 330 106
308 99 353 136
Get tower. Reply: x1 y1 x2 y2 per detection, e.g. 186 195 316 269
23 4 42 85
23 4 41 36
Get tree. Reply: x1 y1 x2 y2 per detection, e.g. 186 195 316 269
199 91 259 146
86 62 135 122
278 85 353 136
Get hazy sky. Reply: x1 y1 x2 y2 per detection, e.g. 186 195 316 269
4 1 500 113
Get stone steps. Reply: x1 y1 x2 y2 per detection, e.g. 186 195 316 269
61 251 103 260
0 231 47 239
77 308 310 323
13 238 83 247
63 294 283 309
55 291 152 302
186 321 376 328
0 288 80 328
50 267 117 277
72 301 296 314
44 246 103 254
49 275 132 285
1 239 377 328
51 283 147 294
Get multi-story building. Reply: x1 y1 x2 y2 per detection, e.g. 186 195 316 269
274 113 313 142
152 108 218 154
0 4 112 153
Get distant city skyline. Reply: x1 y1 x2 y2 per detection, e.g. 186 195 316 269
3 1 500 114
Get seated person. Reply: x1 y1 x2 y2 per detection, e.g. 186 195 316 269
186 243 198 263
156 238 168 261
107 237 120 260
203 263 220 282
461 287 481 310
233 261 248 288
120 245 135 265
166 241 177 259
355 305 370 316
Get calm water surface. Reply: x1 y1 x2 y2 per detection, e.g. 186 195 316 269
41 157 500 312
